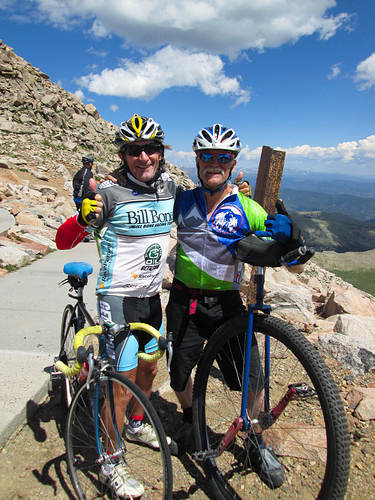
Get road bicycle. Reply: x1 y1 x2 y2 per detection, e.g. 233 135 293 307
53 262 173 500
192 239 350 499
55 261 96 407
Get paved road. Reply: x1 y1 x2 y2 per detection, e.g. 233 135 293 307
0 234 99 448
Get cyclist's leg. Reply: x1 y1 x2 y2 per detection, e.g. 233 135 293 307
99 294 169 449
120 295 161 427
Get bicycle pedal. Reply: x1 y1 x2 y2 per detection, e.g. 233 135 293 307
193 449 220 461
290 383 316 398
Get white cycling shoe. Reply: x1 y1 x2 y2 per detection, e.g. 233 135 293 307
125 422 171 450
99 459 144 499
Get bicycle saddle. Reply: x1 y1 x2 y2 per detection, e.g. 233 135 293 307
63 262 94 279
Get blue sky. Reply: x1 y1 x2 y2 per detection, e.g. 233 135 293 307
1 0 375 180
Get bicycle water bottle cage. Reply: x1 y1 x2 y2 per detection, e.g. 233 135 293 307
63 262 93 289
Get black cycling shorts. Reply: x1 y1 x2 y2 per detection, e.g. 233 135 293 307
166 280 263 393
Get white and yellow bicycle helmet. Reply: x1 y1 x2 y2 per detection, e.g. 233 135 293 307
115 113 165 151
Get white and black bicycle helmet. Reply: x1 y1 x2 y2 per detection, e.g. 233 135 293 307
115 113 165 151
192 123 241 156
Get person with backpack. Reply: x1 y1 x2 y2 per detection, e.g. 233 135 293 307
72 155 95 210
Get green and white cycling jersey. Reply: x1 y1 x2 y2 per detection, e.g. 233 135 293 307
174 185 267 291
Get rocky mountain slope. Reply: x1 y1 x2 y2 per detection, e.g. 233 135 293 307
1 37 375 467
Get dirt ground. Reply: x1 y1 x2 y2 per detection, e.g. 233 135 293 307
0 353 375 499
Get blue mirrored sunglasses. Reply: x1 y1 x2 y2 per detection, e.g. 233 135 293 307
199 152 233 164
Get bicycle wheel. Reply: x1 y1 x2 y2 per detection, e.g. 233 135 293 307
66 370 173 500
193 313 350 500
60 304 79 406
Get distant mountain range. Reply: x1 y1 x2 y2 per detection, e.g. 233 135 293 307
280 174 375 199
291 211 375 253
278 173 375 222
280 189 375 222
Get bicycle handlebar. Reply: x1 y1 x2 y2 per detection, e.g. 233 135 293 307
55 322 166 377
55 325 102 376
129 322 166 362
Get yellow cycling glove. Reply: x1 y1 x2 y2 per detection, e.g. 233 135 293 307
78 192 98 225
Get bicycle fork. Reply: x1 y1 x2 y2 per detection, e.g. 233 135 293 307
94 336 126 466
94 372 126 466
195 269 316 461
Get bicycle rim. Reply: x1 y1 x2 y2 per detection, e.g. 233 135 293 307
60 304 78 407
193 313 350 500
66 370 173 500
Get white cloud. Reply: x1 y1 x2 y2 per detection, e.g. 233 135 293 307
7 1 352 104
240 134 375 164
74 89 85 100
87 46 108 58
328 63 341 80
31 0 351 56
76 46 250 104
88 19 111 38
110 104 119 112
355 53 375 90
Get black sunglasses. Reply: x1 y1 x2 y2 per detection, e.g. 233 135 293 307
123 143 162 157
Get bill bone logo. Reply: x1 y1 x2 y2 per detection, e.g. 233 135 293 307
144 243 162 265
212 205 243 234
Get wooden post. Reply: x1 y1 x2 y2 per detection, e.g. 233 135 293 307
253 146 286 212
246 146 286 303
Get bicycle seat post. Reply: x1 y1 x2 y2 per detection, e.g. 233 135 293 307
249 266 271 314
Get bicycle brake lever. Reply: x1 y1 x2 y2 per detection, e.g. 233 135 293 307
57 278 69 287
86 352 94 390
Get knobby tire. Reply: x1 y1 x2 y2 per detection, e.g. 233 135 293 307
193 313 350 500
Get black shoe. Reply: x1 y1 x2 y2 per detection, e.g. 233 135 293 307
169 421 194 456
248 436 285 489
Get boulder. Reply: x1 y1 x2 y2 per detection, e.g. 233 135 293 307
319 334 375 375
333 314 375 344
0 245 32 268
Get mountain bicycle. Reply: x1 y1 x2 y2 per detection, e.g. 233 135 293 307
53 262 173 500
192 239 350 499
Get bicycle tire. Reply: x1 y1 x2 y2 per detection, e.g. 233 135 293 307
60 304 79 407
66 370 173 500
193 313 350 500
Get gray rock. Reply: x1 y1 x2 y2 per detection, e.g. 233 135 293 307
333 314 375 344
0 245 32 268
318 334 375 375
